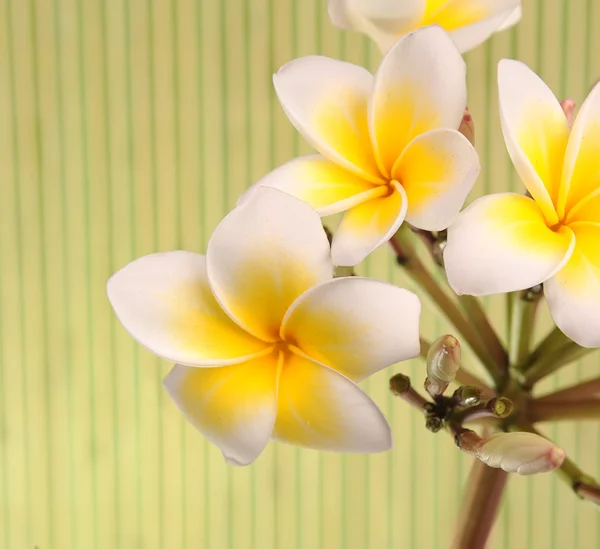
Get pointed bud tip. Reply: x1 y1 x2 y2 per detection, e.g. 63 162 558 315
458 108 475 146
560 99 576 128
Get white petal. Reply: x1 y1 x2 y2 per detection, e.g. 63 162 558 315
498 5 522 30
369 26 467 177
392 129 480 231
498 59 569 225
273 348 392 453
332 181 408 266
328 0 424 53
107 251 268 366
444 193 575 296
448 4 520 53
163 352 279 466
545 222 600 348
207 187 333 342
239 155 380 217
281 277 421 381
273 56 382 183
559 81 600 220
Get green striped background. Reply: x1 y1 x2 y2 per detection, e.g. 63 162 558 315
1 0 599 547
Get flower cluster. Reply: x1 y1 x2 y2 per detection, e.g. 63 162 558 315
107 1 600 471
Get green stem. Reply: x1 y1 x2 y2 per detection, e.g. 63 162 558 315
528 398 600 422
509 288 543 369
391 229 502 384
516 422 600 504
450 458 509 549
458 295 508 373
524 327 570 369
535 376 600 403
419 339 495 398
523 342 594 387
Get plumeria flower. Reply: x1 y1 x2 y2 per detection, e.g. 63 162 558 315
445 60 600 348
107 188 421 465
328 0 521 54
241 26 479 267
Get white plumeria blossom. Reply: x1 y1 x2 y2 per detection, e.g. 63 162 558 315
475 432 565 475
107 188 422 466
445 60 600 348
240 26 479 267
328 0 521 54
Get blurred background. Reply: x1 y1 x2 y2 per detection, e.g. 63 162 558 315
1 0 600 548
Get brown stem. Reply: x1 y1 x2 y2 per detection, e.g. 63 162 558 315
389 374 428 411
391 230 502 383
420 338 495 399
458 294 508 374
528 398 600 422
408 229 508 375
535 376 600 403
576 482 600 504
451 459 509 549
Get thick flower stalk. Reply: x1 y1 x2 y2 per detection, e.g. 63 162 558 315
243 26 479 266
445 60 600 348
107 188 421 465
328 0 521 54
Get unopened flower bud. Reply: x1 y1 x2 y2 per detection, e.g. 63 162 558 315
560 99 576 129
425 334 461 397
458 108 475 146
453 386 482 408
474 432 565 475
487 397 514 419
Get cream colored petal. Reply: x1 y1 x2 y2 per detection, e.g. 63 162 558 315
497 5 522 30
545 222 600 348
163 351 279 466
559 82 600 221
107 251 268 367
369 26 466 177
328 0 424 53
207 188 333 342
239 155 382 217
273 349 392 453
281 277 421 381
392 129 480 231
444 193 575 296
448 6 520 52
331 181 408 267
498 59 568 225
273 56 382 183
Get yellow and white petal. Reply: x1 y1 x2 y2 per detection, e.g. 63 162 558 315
107 251 268 366
331 181 408 267
444 193 575 296
281 277 421 381
545 222 600 348
240 155 381 217
498 59 569 225
369 25 466 177
328 0 424 53
163 352 279 466
447 4 521 53
392 129 480 231
559 82 600 220
273 56 382 183
273 349 392 453
207 187 333 342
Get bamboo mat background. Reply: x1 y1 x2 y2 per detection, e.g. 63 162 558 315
1 1 600 548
